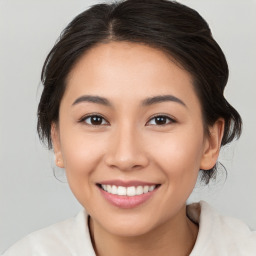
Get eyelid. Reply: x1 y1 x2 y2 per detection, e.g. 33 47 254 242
79 113 109 126
78 113 176 127
146 114 176 126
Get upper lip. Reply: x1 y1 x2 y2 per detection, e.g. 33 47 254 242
97 180 160 187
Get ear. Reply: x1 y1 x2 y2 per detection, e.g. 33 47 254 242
200 118 225 170
51 123 64 168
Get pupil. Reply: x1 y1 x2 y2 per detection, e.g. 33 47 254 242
91 116 102 125
156 116 166 125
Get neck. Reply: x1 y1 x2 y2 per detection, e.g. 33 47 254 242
89 205 198 256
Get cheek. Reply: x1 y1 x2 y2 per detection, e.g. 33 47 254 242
60 120 106 169
59 130 106 200
147 129 204 183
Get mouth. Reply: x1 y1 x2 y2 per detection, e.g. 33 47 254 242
96 182 161 208
97 184 160 196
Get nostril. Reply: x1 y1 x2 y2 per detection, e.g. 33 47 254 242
104 153 150 171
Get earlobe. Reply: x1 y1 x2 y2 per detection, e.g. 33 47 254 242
54 152 64 168
200 118 225 170
51 123 64 168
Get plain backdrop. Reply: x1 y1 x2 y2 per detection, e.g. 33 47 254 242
0 0 255 253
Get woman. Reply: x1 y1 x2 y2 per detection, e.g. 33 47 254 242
2 0 255 255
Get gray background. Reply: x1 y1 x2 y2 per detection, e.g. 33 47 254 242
0 0 255 253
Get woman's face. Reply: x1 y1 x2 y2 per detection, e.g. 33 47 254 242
52 41 220 237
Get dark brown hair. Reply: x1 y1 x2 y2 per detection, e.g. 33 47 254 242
37 0 242 184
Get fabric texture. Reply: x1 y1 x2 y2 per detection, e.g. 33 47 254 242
2 201 256 256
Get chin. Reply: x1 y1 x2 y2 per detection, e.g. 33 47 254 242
92 210 164 238
106 220 155 238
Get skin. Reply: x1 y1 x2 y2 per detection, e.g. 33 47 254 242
52 41 224 256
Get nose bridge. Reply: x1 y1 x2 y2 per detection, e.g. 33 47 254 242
105 120 148 170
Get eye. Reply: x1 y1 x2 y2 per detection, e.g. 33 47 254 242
80 114 109 126
147 115 175 126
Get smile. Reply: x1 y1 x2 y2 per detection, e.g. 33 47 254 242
100 184 158 196
97 182 160 208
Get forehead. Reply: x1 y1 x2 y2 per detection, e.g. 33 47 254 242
64 41 198 108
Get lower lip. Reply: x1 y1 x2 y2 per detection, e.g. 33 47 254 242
99 187 158 209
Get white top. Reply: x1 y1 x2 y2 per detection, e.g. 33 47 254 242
2 201 256 256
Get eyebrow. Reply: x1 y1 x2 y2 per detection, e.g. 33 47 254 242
142 95 186 107
72 94 186 108
72 95 111 106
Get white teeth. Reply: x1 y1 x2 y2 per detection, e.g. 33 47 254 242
149 185 155 192
143 185 149 193
107 185 112 193
111 185 118 195
101 184 157 196
127 186 136 196
136 186 144 195
117 186 126 196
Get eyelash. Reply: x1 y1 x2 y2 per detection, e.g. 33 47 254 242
79 113 176 127
79 114 109 127
147 114 176 126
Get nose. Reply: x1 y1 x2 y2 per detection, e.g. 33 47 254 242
104 124 149 171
